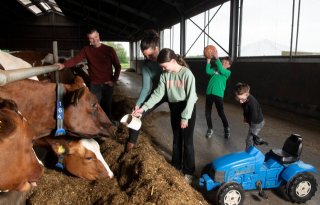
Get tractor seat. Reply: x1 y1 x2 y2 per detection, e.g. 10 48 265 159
268 134 303 164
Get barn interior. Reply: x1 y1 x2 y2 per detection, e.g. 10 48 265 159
0 0 319 205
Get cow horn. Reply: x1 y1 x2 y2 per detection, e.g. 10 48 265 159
0 65 60 86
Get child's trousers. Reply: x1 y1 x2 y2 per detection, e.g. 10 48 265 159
168 101 196 175
246 120 265 149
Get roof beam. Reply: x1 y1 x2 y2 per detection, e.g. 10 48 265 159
60 6 130 38
65 0 139 30
100 0 157 22
160 0 184 16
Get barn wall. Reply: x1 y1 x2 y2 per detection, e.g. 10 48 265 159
0 13 88 56
132 59 320 119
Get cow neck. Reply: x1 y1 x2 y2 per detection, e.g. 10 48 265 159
55 83 66 136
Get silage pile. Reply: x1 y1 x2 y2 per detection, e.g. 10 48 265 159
26 95 209 205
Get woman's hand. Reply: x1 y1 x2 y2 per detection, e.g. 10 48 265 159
132 108 144 117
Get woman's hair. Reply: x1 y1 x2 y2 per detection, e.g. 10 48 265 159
157 48 189 67
235 82 250 95
140 29 160 51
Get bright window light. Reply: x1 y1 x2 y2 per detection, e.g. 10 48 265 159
19 0 32 5
40 2 50 11
28 5 42 15
53 6 62 13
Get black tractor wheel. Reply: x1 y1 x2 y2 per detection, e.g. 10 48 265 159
216 182 245 205
286 173 317 203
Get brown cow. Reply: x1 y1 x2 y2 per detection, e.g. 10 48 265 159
0 98 43 192
0 76 116 139
34 136 114 180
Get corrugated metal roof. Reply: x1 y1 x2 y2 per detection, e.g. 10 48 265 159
0 0 229 41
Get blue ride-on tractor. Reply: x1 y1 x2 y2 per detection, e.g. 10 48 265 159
199 134 318 205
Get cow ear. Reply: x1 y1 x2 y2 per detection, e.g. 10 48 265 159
0 112 16 137
73 76 85 86
70 87 85 105
0 98 18 113
64 76 86 92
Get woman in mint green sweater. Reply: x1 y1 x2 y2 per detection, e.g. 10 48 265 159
205 51 232 139
133 48 198 184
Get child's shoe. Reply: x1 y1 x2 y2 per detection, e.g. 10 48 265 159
206 129 213 138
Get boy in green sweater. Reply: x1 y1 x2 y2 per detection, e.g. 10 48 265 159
205 50 232 139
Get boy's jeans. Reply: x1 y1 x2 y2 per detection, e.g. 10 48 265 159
246 120 265 149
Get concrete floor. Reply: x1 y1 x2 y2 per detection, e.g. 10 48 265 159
117 71 320 205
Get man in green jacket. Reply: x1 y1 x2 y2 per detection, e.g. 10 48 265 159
205 51 232 139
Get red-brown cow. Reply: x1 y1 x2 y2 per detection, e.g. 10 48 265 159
0 98 43 192
35 136 114 180
0 76 116 139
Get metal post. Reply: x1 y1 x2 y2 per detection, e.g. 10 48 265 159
180 16 186 56
238 0 243 57
295 0 301 55
229 0 239 60
53 41 59 82
289 0 296 59
53 41 59 63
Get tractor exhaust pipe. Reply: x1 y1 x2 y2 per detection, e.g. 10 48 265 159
0 65 60 86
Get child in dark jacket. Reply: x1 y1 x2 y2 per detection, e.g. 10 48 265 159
235 82 265 149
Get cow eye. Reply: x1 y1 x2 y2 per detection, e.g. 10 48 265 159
91 103 98 108
85 157 93 160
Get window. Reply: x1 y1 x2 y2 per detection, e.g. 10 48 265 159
161 23 180 54
295 0 320 55
163 28 171 49
185 2 230 58
172 23 181 54
206 3 230 57
137 40 143 59
241 0 293 56
185 12 205 57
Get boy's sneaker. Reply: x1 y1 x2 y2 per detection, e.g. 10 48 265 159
206 129 213 138
224 127 230 139
184 174 194 184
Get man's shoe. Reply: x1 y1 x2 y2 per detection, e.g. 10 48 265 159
224 127 230 139
206 129 213 139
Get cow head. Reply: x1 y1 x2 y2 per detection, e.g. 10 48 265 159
0 98 43 192
48 137 114 180
63 76 117 138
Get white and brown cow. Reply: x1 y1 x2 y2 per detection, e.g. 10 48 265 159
35 136 114 180
0 76 116 139
0 50 38 80
0 98 43 192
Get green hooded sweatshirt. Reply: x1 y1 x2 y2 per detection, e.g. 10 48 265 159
206 59 231 98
